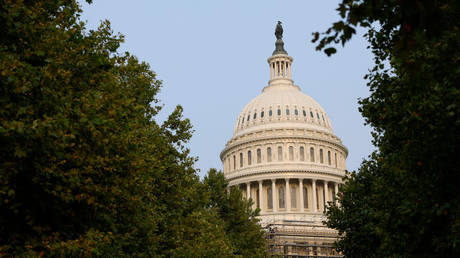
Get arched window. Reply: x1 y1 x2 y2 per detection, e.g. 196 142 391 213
317 113 320 120
286 108 290 115
303 110 307 117
279 186 285 209
247 114 250 121
299 146 305 161
289 146 294 161
240 152 243 167
242 117 245 123
328 150 331 165
303 186 308 209
295 109 299 116
253 113 257 119
277 109 281 116
278 146 283 161
310 111 314 118
257 148 261 163
310 147 315 162
248 150 252 165
267 147 272 162
261 111 264 118
267 186 273 209
320 149 324 164
233 155 236 170
269 110 273 117
335 153 338 168
291 186 297 209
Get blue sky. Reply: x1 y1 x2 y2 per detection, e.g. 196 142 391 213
80 0 375 177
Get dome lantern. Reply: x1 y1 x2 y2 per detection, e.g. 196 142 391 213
268 21 294 86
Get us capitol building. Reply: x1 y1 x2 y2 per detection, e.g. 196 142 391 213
220 22 347 257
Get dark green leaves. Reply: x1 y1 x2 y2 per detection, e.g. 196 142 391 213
317 0 460 257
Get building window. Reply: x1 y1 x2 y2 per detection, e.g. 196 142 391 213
289 146 294 161
261 111 264 118
310 147 315 162
247 115 250 121
303 186 308 209
322 114 325 122
269 110 272 117
278 146 283 161
320 149 324 163
335 153 338 168
242 117 244 123
303 110 307 117
240 153 243 167
295 109 298 116
267 147 272 162
286 108 290 115
257 148 261 163
310 111 314 118
317 113 320 120
299 146 305 161
279 186 285 209
233 155 236 170
291 186 296 209
267 186 273 209
248 150 252 165
253 113 257 119
328 151 331 165
277 109 281 116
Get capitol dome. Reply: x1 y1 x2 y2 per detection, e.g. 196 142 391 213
220 22 348 256
233 79 334 137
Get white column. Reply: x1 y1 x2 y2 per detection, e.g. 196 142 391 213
284 60 288 77
288 61 292 78
312 180 317 213
258 180 263 213
324 181 329 205
274 62 278 77
246 182 251 200
286 178 290 211
272 179 277 212
270 62 273 79
299 179 304 212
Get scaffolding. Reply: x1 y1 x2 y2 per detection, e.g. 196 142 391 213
265 220 342 257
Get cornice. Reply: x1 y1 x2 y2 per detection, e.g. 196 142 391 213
225 164 345 182
220 134 348 160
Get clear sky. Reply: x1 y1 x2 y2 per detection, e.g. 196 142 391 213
80 0 375 177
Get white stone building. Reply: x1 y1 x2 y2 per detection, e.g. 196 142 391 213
220 23 347 257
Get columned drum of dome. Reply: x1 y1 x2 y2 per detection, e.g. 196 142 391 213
220 22 347 257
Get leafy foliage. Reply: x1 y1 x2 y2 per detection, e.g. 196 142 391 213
203 169 267 257
314 0 460 257
0 1 266 256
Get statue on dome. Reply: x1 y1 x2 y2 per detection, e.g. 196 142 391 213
275 21 283 39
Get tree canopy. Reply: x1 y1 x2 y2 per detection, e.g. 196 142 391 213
314 0 459 257
0 1 266 256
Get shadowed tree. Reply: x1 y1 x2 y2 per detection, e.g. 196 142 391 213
313 1 460 257
0 1 234 256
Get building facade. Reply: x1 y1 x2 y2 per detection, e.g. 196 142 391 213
220 23 347 257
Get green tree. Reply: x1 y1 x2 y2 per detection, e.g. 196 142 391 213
313 0 459 257
0 1 233 256
203 169 267 257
